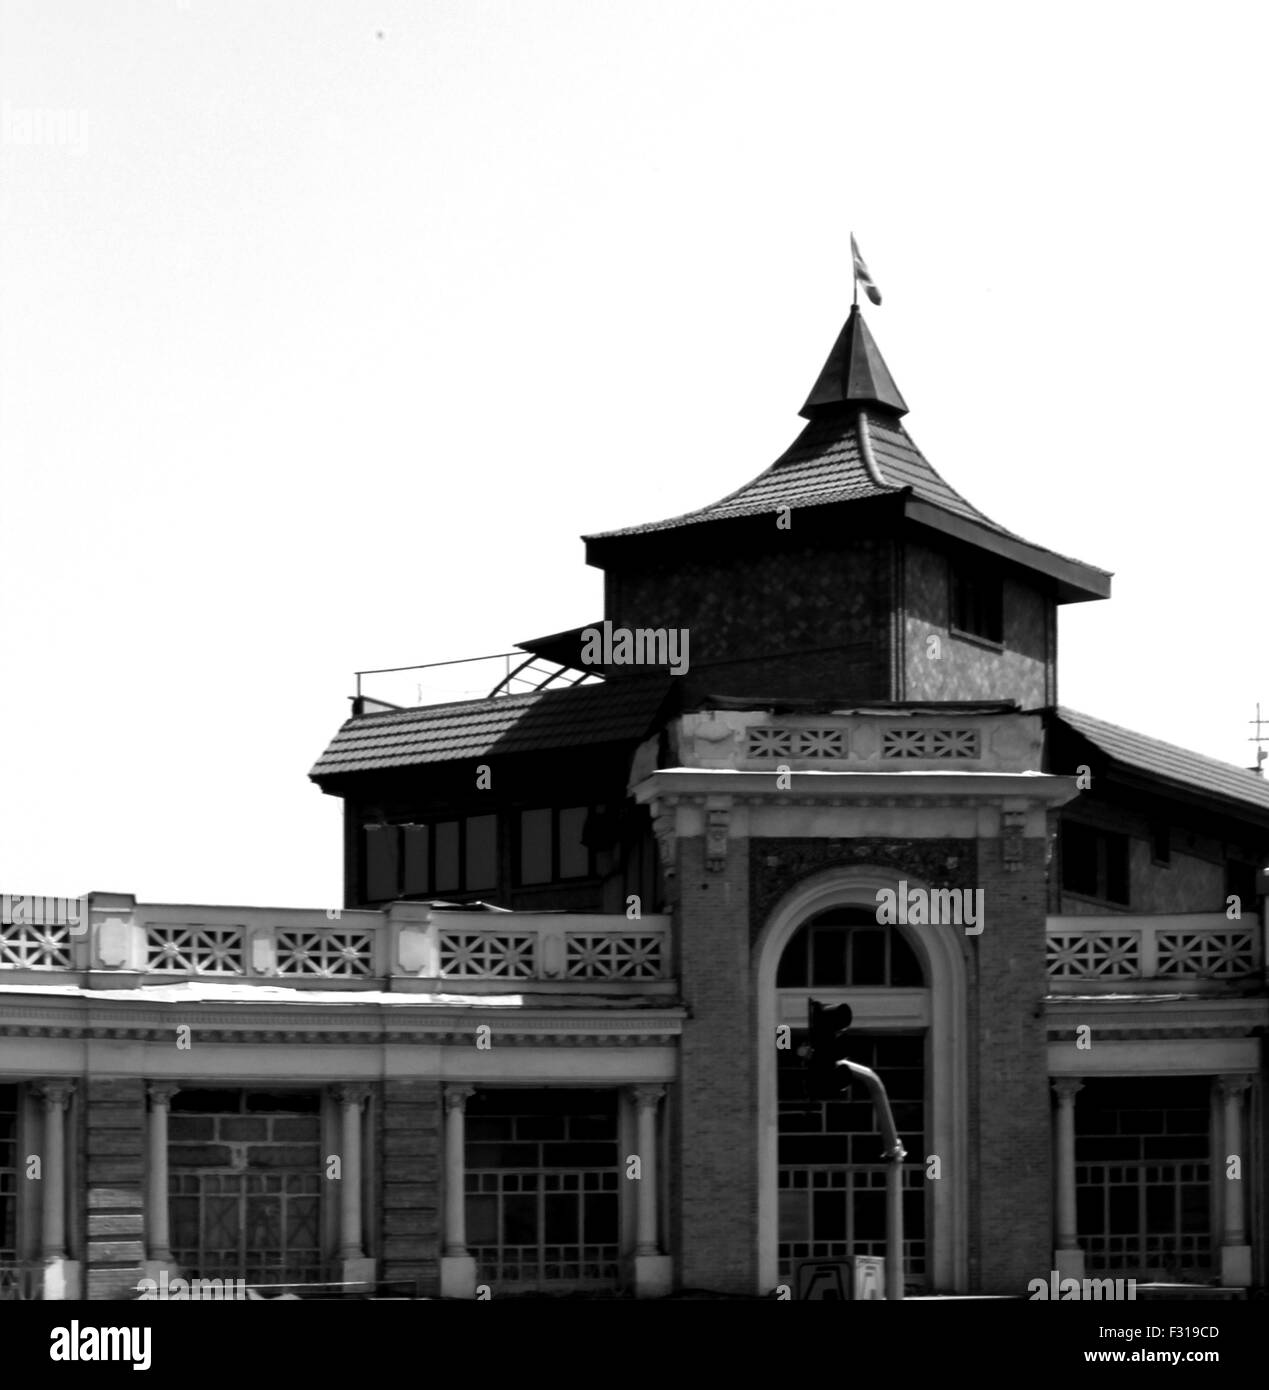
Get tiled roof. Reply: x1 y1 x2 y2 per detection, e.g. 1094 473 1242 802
585 412 1012 540
1056 707 1269 814
310 679 672 779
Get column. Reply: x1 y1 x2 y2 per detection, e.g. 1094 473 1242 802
629 1085 672 1296
443 1085 474 1256
36 1080 77 1300
1052 1078 1083 1279
633 1086 663 1256
1217 1075 1251 1287
146 1083 179 1265
38 1081 74 1259
333 1085 370 1261
439 1085 477 1298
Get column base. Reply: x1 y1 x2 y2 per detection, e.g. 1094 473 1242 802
440 1254 478 1299
1219 1244 1251 1287
1054 1248 1085 1281
42 1257 80 1301
630 1253 673 1298
339 1256 376 1293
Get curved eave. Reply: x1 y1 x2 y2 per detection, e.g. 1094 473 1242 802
904 499 1113 604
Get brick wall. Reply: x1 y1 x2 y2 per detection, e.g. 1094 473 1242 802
82 1078 146 1301
973 839 1052 1291
608 538 894 703
378 1080 441 1295
673 834 757 1293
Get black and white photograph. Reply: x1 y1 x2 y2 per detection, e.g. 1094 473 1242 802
1 0 1265 1372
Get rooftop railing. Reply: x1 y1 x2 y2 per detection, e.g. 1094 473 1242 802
1046 913 1261 992
0 895 672 993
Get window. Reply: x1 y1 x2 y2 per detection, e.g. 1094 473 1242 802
518 807 596 886
1225 860 1257 912
1061 822 1130 906
363 815 498 902
465 1089 620 1290
776 908 925 988
950 562 1003 644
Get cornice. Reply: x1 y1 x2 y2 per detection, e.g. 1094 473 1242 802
0 999 684 1047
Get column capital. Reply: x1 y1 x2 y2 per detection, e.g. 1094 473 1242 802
1218 1075 1252 1101
333 1083 373 1109
1052 1078 1083 1103
35 1080 76 1109
148 1082 180 1108
631 1085 666 1110
444 1084 476 1113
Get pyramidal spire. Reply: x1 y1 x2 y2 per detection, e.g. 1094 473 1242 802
799 304 909 420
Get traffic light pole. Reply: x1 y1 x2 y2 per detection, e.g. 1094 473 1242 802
838 1059 907 1301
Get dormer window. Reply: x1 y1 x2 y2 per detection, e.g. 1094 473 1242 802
950 561 1003 644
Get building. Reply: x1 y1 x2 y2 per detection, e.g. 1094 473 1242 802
2 299 1266 1300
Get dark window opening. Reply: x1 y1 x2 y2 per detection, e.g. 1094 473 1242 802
777 907 925 988
1151 824 1170 866
363 815 499 903
950 563 1003 644
1225 860 1257 911
517 807 597 886
1061 821 1130 906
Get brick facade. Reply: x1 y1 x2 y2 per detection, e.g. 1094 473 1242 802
971 839 1052 1290
377 1080 442 1295
673 834 758 1293
82 1078 146 1301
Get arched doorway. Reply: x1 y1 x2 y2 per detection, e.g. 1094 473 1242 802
754 868 969 1294
775 906 928 1286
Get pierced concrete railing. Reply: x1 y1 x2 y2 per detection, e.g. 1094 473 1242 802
0 894 672 992
1046 913 1260 991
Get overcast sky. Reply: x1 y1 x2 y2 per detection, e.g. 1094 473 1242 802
2 0 1266 909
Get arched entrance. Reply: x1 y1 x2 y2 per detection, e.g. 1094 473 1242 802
754 868 969 1294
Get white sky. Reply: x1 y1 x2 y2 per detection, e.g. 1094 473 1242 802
1 0 1266 909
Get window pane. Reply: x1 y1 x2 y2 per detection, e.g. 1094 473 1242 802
364 825 398 901
466 815 497 891
582 1193 618 1244
467 1194 498 1245
502 1195 537 1245
849 929 885 985
434 822 460 892
558 807 590 879
402 825 430 895
544 1194 578 1244
1105 832 1130 905
1062 822 1099 897
520 809 552 885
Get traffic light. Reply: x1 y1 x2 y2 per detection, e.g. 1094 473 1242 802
803 998 854 1101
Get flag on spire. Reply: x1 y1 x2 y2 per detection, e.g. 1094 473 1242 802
851 233 882 306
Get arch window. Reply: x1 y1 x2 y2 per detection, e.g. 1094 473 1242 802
776 906 925 989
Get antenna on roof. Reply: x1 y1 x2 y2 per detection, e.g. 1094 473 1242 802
1250 702 1268 776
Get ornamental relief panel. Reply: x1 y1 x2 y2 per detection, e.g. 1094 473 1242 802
749 837 979 945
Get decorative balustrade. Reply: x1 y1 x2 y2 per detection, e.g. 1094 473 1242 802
1046 914 1260 990
683 709 1042 772
0 896 672 990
